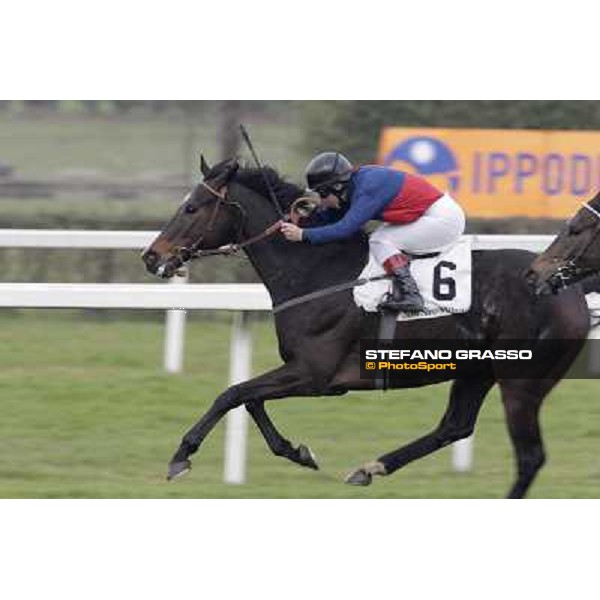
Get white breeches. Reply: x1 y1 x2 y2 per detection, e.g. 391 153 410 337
369 193 466 263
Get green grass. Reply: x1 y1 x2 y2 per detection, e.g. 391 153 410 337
1 311 600 498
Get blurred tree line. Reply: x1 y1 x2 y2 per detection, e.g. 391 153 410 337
0 100 302 169
0 100 284 116
301 100 600 162
5 100 600 160
7 100 599 165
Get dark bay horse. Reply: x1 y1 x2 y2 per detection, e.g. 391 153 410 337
142 158 590 498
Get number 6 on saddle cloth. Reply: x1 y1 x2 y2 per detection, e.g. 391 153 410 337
354 237 472 320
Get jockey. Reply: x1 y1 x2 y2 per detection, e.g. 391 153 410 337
280 151 466 312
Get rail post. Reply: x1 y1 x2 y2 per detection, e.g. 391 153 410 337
223 311 252 484
452 436 474 472
163 269 188 373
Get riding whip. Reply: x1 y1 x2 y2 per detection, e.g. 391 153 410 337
239 124 286 219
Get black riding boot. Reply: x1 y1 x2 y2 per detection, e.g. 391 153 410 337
378 254 425 313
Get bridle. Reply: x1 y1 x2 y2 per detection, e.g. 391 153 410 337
581 200 600 221
545 201 600 292
172 179 293 264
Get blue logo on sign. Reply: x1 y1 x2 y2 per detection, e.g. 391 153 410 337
383 136 460 192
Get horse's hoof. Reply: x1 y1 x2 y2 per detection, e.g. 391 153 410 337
297 444 319 470
167 460 191 481
345 461 386 486
345 468 372 486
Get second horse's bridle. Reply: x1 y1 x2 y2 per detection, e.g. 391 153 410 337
544 201 600 292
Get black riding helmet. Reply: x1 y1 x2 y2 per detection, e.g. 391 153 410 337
305 152 354 201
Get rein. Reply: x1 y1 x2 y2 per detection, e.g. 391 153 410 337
188 181 444 312
165 177 448 313
188 183 316 259
210 220 285 256
184 181 395 312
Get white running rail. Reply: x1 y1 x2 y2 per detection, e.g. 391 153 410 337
1 229 596 481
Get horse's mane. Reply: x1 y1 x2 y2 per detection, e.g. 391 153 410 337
205 158 304 209
233 164 304 210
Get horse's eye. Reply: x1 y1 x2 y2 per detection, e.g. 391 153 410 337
184 203 198 214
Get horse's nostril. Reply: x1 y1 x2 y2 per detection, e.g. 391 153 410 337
144 250 158 265
142 250 162 275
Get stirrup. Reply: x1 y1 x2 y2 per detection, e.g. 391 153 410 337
378 277 424 312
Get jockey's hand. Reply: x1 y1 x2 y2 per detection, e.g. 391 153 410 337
280 222 304 242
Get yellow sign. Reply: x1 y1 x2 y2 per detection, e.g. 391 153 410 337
378 127 600 218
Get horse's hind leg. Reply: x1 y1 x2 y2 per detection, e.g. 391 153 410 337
346 376 494 486
500 381 547 499
245 401 319 470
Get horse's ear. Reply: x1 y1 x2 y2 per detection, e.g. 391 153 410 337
200 154 211 177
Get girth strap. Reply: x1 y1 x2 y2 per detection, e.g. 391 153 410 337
375 310 399 391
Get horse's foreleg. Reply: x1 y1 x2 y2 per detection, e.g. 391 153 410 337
346 376 494 487
167 363 316 480
500 382 546 499
245 401 319 470
241 334 367 472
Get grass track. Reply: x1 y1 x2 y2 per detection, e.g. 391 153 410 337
1 311 600 498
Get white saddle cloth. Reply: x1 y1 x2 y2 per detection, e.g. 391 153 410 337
353 237 473 321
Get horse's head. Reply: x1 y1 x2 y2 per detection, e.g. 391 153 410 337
142 156 243 278
527 191 600 295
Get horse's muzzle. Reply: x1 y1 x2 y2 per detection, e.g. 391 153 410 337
142 249 181 278
142 249 159 274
